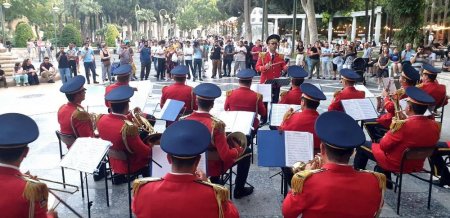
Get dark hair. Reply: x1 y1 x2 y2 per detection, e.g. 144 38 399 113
302 97 320 110
403 76 417 86
44 57 49 60
324 144 354 164
409 102 428 115
197 98 214 110
65 93 76 102
238 79 252 87
0 147 26 163
171 155 200 168
425 73 437 81
110 102 129 113
292 78 304 86
174 76 186 83
117 75 130 82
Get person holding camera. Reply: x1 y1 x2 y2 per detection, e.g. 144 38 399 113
56 47 71 84
80 42 98 84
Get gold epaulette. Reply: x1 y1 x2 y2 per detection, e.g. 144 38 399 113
280 91 288 98
282 109 294 122
258 52 267 59
95 114 104 125
278 54 284 60
361 170 386 216
121 120 139 137
226 90 232 97
211 116 226 133
333 90 341 98
196 180 230 218
291 169 322 195
416 83 424 88
132 177 163 196
22 176 49 205
73 108 91 121
389 117 406 133
256 93 263 101
395 88 405 97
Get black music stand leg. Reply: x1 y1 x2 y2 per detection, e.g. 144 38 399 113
104 160 110 207
80 172 84 198
61 167 66 189
85 173 92 218
283 174 288 197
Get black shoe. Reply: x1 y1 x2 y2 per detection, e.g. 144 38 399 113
308 76 312 79
433 179 450 187
193 78 196 82
48 80 55 83
211 76 216 79
94 81 99 84
199 78 204 81
234 186 254 199
386 181 393 190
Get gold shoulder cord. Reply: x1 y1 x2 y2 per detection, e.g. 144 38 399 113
132 177 163 196
196 180 230 218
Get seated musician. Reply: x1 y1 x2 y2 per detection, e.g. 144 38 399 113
183 83 253 198
57 75 94 148
354 87 440 188
365 65 420 142
430 141 450 187
418 63 448 109
97 86 151 184
161 65 197 115
224 68 267 134
0 113 57 218
282 111 385 218
328 69 365 112
279 66 307 105
132 120 239 218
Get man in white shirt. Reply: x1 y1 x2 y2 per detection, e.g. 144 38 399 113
233 41 247 76
320 42 332 79
183 41 194 79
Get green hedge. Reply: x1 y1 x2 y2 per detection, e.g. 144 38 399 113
13 22 34 47
105 24 119 47
59 24 82 47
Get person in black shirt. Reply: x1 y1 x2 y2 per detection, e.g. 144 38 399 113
23 59 39 85
39 57 56 83
308 41 321 79
56 47 72 84
223 40 235 77
0 65 6 88
210 41 222 78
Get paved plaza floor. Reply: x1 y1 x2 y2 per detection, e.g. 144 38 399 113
1 56 450 217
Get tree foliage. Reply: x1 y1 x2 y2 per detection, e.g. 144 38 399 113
105 24 120 47
13 22 34 47
60 24 82 47
177 0 224 31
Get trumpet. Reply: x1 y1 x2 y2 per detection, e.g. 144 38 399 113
291 154 323 174
22 173 79 194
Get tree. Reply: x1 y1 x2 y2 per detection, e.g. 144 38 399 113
13 22 34 47
176 6 199 35
105 24 120 47
244 0 252 41
60 24 82 47
301 0 319 43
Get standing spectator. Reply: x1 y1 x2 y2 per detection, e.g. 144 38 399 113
331 44 344 80
13 62 28 86
183 40 194 79
390 48 402 77
45 40 53 61
223 40 235 77
37 39 45 62
100 43 112 82
320 42 332 79
343 45 357 69
193 41 203 81
119 42 137 80
26 39 34 60
244 41 252 69
362 43 373 75
0 65 7 88
295 40 305 67
401 43 416 63
210 40 223 79
281 41 291 64
155 40 166 81
23 59 39 85
428 32 434 46
251 39 262 70
307 41 321 79
376 47 390 90
39 57 56 83
80 42 98 84
5 40 11 52
56 46 71 84
139 41 151 81
201 40 209 78
165 45 178 81
151 41 158 72
67 43 78 77
233 41 247 76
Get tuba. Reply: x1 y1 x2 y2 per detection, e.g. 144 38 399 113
130 107 161 145
291 154 323 174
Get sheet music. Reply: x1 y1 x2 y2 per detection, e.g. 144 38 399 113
155 99 185 121
151 145 207 177
381 78 397 95
284 131 314 166
341 99 378 121
60 138 111 173
215 111 255 135
355 85 375 98
270 104 302 126
251 84 272 102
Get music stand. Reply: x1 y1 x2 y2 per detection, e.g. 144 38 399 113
264 78 291 87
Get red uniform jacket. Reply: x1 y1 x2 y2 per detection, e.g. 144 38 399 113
132 174 239 218
224 86 267 129
255 52 287 84
184 112 240 177
97 113 151 174
282 163 383 218
328 86 365 112
279 87 303 105
105 81 129 108
57 102 94 146
279 109 321 150
372 115 440 173
0 166 48 218
419 81 448 107
161 82 197 113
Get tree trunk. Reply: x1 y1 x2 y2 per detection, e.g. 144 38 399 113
304 17 310 46
301 0 318 43
369 0 375 42
244 0 252 42
444 0 449 41
364 0 369 40
431 0 435 24
263 0 269 40
424 0 429 44
34 25 39 39
144 21 148 39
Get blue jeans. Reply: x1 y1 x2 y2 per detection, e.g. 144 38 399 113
193 58 202 79
59 68 72 84
83 62 97 84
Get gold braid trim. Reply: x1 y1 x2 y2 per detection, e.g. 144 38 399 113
121 120 139 153
282 109 294 122
211 116 225 133
22 176 49 208
226 90 232 97
389 117 407 133
416 83 424 88
278 54 284 60
259 52 266 68
291 169 323 195
256 93 262 115
333 90 341 98
73 108 91 121
280 91 288 98
361 170 386 217
132 177 163 196
196 180 230 218
395 88 405 97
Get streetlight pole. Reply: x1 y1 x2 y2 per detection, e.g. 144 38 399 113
135 4 140 41
159 9 167 39
1 1 11 45
52 4 59 54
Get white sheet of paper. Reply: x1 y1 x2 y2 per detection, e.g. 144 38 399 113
270 104 302 126
284 131 314 166
60 138 111 173
151 145 207 177
355 85 375 98
214 111 255 135
342 99 378 120
251 84 272 102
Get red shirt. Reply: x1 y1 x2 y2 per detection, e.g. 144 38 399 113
183 112 239 177
97 113 151 174
251 45 262 61
419 81 448 107
0 166 48 218
255 52 287 83
372 115 440 173
105 81 129 107
224 86 267 129
161 82 197 113
279 87 303 105
279 109 321 150
57 102 94 147
132 173 239 218
282 163 383 218
328 86 365 112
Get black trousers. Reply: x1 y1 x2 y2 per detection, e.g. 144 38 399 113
429 142 450 185
364 120 388 143
156 58 166 80
210 148 251 191
223 59 233 76
140 62 151 80
353 144 392 181
185 60 193 79
272 86 281 103
69 60 77 76
111 166 150 185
